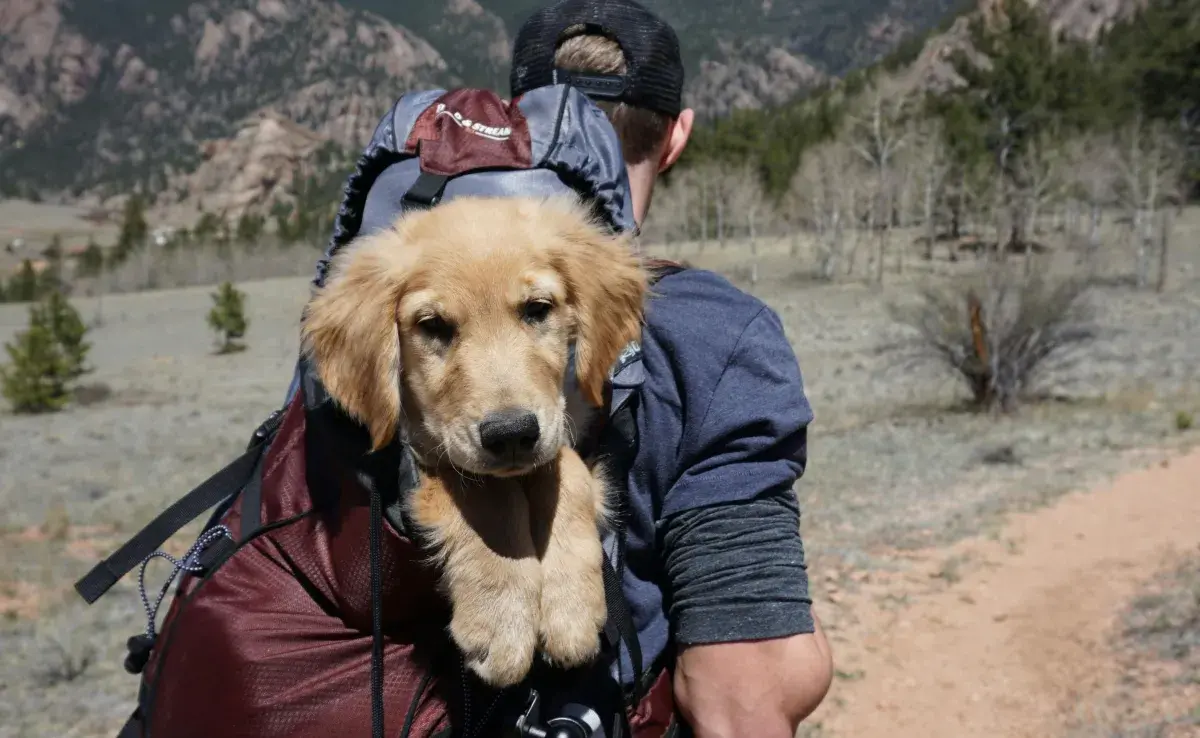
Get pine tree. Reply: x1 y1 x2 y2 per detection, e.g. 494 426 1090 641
0 303 71 413
207 281 248 354
77 238 105 278
114 193 149 264
41 234 66 294
6 259 42 303
43 290 91 380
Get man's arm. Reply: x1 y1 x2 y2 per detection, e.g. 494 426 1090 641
676 619 835 738
655 303 832 737
675 615 833 738
663 494 833 738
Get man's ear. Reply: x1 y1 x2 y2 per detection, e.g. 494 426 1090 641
551 213 648 407
300 230 414 450
658 108 694 174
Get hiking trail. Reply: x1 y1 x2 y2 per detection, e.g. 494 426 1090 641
811 448 1200 738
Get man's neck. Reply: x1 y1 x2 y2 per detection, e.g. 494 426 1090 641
626 159 659 228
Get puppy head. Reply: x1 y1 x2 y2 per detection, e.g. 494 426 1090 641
301 195 646 476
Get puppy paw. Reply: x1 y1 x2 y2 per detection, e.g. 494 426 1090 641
450 598 539 688
538 568 607 669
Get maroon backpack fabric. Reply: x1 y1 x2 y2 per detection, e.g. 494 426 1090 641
141 396 455 737
122 387 679 738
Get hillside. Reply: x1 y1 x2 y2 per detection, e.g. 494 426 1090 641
0 0 973 208
676 0 1198 201
2 0 1187 220
0 0 450 203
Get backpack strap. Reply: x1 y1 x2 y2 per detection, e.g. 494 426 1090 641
595 259 688 704
73 410 285 606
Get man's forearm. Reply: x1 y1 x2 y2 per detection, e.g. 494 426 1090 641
674 616 833 738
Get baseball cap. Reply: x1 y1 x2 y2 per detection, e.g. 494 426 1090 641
509 0 685 119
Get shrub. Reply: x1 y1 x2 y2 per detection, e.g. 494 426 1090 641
77 238 105 278
0 291 92 413
1177 411 1195 432
4 259 44 303
44 289 91 380
1 303 71 413
891 267 1096 412
31 619 96 687
207 281 248 354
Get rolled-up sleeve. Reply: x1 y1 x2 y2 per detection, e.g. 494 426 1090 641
656 306 814 645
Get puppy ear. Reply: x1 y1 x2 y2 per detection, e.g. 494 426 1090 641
301 229 415 450
551 209 648 408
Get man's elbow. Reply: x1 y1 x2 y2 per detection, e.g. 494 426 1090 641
674 616 834 737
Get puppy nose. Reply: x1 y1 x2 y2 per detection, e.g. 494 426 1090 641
478 409 540 457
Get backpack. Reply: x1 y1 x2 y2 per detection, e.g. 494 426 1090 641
74 84 688 738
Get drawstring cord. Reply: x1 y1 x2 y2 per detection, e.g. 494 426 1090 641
137 525 232 640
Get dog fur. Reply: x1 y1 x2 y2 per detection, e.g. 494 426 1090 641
300 195 647 687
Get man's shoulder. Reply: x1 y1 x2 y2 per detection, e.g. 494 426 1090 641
643 266 780 360
632 267 811 517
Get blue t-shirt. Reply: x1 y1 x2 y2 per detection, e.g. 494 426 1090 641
286 265 815 683
616 266 813 678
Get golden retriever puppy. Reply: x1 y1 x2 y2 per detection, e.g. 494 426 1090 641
300 196 647 687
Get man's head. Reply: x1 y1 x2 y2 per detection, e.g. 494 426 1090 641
511 0 695 226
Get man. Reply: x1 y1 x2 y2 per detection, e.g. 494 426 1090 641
510 2 834 736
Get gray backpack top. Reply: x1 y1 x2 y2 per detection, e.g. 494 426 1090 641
311 84 638 290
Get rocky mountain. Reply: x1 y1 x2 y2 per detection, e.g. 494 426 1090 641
0 0 449 203
0 0 1155 215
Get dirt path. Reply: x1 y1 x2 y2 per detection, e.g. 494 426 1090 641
811 448 1200 738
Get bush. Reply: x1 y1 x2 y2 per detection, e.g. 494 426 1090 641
1 304 72 413
0 291 92 413
891 267 1097 412
44 290 91 380
77 238 105 278
4 259 45 303
1177 411 1195 432
207 281 248 354
30 618 96 687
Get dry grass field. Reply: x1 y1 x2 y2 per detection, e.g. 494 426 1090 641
0 206 1198 737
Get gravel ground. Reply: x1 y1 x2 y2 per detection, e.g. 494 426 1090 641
1 211 1199 737
1069 555 1200 737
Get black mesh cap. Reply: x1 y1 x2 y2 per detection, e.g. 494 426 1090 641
510 0 685 118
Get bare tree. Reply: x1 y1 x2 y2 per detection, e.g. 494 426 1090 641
1063 135 1117 275
789 139 858 280
722 166 770 286
910 119 951 262
1155 206 1175 293
1010 130 1066 274
848 85 911 283
1114 116 1183 289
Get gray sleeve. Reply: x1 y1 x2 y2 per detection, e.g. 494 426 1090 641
659 488 814 646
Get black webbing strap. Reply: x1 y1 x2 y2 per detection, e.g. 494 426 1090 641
239 455 264 542
402 172 450 209
601 548 643 691
114 706 143 738
73 442 268 605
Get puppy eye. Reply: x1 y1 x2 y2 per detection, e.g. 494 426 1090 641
522 299 553 324
417 315 455 343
